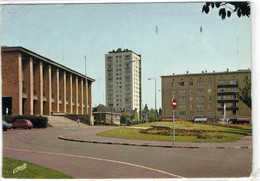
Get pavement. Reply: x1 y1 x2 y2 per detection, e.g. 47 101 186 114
58 126 252 149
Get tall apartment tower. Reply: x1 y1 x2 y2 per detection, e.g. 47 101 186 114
105 48 141 113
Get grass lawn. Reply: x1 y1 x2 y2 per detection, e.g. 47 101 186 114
97 121 252 143
2 157 73 179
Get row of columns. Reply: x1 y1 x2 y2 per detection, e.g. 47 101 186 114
19 53 92 116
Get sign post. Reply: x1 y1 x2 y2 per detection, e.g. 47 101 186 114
171 96 177 145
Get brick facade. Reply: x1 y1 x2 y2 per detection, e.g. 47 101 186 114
1 46 95 116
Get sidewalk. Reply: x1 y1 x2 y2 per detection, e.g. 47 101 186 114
58 126 252 149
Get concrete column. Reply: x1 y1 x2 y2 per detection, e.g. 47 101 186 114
75 76 79 114
29 58 34 115
48 65 52 115
63 71 66 113
18 53 23 115
81 78 84 114
56 68 60 112
59 70 66 113
70 74 73 113
88 81 92 115
86 79 88 114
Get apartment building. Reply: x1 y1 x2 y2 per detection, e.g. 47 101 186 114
2 46 95 117
161 69 251 122
105 48 141 113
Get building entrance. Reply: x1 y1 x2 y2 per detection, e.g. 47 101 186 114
2 97 12 115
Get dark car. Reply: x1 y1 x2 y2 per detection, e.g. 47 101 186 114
2 121 12 131
11 119 33 129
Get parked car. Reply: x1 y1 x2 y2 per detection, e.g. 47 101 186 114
11 119 33 129
2 121 12 131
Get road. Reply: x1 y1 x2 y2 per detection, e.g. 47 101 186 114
2 126 252 178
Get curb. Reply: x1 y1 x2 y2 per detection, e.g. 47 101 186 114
58 136 252 149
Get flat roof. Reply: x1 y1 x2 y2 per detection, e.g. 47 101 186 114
161 69 251 78
1 46 95 82
106 48 141 57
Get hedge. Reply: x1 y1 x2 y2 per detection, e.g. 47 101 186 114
3 115 48 128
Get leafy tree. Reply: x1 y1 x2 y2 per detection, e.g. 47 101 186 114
237 76 251 109
142 104 149 113
159 107 162 117
134 110 138 120
149 108 156 122
202 2 250 20
120 112 132 125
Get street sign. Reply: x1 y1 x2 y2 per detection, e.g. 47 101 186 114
171 98 177 110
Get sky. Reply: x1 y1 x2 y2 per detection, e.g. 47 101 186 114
1 2 251 109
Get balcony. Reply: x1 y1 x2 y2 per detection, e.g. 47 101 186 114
217 84 238 88
217 106 239 111
218 91 237 96
217 99 239 103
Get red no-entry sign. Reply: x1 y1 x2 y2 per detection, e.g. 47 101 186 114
171 98 177 110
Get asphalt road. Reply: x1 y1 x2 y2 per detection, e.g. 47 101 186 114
2 127 252 178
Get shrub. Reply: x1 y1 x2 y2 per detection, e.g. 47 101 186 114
3 115 48 128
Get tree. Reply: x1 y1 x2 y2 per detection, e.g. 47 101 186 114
237 76 251 109
202 2 250 20
120 112 132 125
142 104 149 113
159 108 162 118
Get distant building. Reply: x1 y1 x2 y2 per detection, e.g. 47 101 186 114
105 48 141 115
92 104 121 125
2 46 95 117
161 69 251 123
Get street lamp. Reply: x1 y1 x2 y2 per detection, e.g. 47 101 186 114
148 78 156 121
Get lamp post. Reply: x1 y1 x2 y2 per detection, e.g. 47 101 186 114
148 78 156 121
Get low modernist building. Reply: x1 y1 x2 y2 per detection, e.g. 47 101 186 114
92 104 121 125
2 46 95 116
161 69 251 122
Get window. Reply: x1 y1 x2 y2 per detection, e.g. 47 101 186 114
218 88 225 92
208 103 212 108
179 104 186 109
230 80 238 85
197 104 204 109
190 81 193 86
179 89 186 94
208 89 212 93
208 81 212 86
179 82 185 86
197 96 204 101
230 87 238 92
189 89 193 94
208 96 212 100
172 82 175 87
189 97 193 101
179 97 186 102
208 111 212 116
189 104 193 109
190 111 193 116
197 111 204 116
197 81 204 86
197 88 204 94
218 80 226 85
179 111 186 115
171 90 175 95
